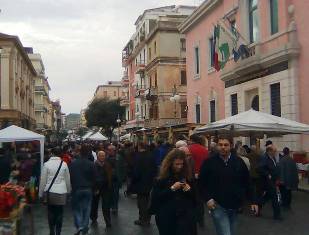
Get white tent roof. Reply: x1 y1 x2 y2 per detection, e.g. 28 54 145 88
0 125 44 142
82 131 93 140
87 132 108 141
196 109 309 137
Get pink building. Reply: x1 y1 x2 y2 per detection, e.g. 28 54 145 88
180 0 309 152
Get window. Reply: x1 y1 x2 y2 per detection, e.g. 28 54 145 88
195 104 201 124
104 91 107 97
180 70 187 85
180 38 186 51
210 100 216 123
270 83 281 116
270 0 278 34
249 0 259 43
230 19 237 37
148 47 152 61
231 94 238 116
114 91 117 97
209 37 215 68
154 72 158 87
194 46 200 75
154 41 157 54
180 102 187 118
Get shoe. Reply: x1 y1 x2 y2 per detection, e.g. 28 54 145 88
134 220 150 226
74 228 82 235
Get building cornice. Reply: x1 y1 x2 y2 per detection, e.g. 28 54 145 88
179 0 222 34
0 33 37 76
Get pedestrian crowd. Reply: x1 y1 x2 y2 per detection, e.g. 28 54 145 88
5 134 298 235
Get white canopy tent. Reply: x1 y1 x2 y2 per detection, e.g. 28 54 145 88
0 125 45 170
82 131 94 140
87 132 108 141
195 109 309 137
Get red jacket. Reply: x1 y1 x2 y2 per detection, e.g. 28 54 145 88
188 143 209 174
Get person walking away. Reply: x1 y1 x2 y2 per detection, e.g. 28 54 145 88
69 144 95 235
278 147 299 209
0 147 12 184
90 151 113 228
257 142 282 220
188 134 208 227
246 145 263 216
150 149 197 235
39 147 71 235
106 144 120 214
199 136 258 235
131 142 157 226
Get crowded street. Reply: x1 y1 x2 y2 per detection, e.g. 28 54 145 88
32 189 309 235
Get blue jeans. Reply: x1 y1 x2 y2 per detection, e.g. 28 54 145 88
72 189 92 233
210 205 237 235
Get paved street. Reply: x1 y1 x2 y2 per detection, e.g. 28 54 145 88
33 189 309 235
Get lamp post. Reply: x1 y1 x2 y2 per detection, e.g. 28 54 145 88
116 114 121 142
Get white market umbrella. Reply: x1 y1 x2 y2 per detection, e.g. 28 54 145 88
87 132 108 141
195 109 309 137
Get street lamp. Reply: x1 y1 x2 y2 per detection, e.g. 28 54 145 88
116 114 121 142
170 85 181 119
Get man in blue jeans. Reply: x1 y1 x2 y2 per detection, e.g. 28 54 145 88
199 136 258 235
69 144 95 235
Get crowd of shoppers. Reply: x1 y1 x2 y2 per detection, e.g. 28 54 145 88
29 133 301 235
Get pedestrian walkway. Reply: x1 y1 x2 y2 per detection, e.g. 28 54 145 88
33 190 309 235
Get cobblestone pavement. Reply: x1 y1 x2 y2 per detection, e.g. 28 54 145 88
33 190 309 235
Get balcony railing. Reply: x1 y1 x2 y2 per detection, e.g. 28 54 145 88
135 85 146 98
144 118 187 128
122 71 129 86
120 97 129 106
145 87 158 100
136 60 145 74
34 104 47 112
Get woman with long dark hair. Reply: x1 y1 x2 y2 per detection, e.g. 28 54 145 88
150 149 197 235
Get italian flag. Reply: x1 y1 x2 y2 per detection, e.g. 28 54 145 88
213 23 236 71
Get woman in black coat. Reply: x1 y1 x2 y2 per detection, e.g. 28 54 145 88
150 149 197 235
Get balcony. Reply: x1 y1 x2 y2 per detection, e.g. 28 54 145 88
35 104 47 112
221 31 300 86
35 85 47 96
122 71 129 86
144 118 187 128
145 87 158 101
120 97 129 107
136 60 145 74
135 85 146 98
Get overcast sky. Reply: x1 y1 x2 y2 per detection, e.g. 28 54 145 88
0 0 201 114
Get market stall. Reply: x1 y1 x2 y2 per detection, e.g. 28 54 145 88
87 131 108 141
0 126 43 234
0 125 45 171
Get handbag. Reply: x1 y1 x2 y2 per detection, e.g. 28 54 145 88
43 161 63 205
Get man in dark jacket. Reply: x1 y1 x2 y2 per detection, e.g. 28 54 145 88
69 144 95 235
258 142 282 220
279 147 299 209
199 136 258 235
132 142 157 226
